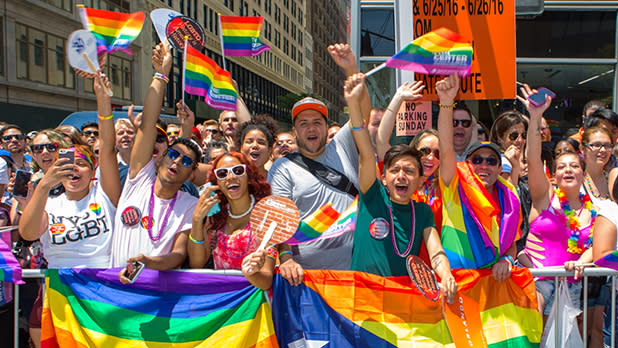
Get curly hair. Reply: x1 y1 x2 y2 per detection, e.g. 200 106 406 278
234 114 279 149
207 152 271 232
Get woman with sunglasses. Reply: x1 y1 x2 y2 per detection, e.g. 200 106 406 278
188 152 274 288
518 84 595 319
581 127 613 204
489 111 528 187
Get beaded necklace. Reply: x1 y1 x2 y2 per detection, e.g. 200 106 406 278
555 188 596 254
422 175 437 206
584 171 610 199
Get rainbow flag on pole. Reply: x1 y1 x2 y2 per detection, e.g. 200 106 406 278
286 197 358 245
79 7 145 54
272 268 542 347
184 44 237 111
41 268 277 348
595 250 618 270
219 16 271 56
385 27 473 76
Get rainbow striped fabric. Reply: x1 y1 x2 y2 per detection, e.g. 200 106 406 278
440 162 522 269
385 27 473 76
286 197 358 245
41 268 277 348
271 268 542 347
595 250 618 270
79 7 145 54
185 44 237 111
219 16 271 56
0 231 23 284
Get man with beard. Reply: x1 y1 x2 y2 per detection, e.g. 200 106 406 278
80 122 99 148
0 125 30 170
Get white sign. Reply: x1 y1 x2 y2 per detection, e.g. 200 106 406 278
150 8 182 43
66 30 99 75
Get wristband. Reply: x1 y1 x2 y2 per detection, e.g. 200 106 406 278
500 255 514 267
266 246 278 260
439 102 456 109
349 119 367 131
188 233 205 244
279 250 293 257
97 114 113 120
153 72 169 83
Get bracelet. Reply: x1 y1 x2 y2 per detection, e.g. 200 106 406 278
439 102 456 109
500 255 515 267
188 233 205 244
16 206 23 216
279 250 293 257
266 246 278 260
153 72 169 83
349 119 367 131
97 114 113 120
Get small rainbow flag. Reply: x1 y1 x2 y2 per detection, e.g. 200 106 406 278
219 16 271 57
286 197 357 245
184 44 237 111
595 250 618 270
385 27 473 76
79 7 145 54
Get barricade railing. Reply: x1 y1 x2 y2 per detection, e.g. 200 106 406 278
12 267 618 348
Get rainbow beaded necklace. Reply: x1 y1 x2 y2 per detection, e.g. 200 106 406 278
555 188 596 254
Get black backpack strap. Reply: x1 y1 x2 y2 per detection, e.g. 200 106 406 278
285 152 358 197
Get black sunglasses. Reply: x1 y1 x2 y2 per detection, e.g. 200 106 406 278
155 134 168 143
468 155 499 167
2 134 24 141
205 129 220 134
83 130 99 137
452 119 472 128
418 147 440 159
508 131 526 141
167 148 195 167
31 142 59 154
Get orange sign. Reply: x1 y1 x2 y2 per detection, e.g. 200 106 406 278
412 0 516 100
396 100 432 136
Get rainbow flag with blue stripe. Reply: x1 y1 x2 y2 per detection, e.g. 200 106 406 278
41 269 277 347
220 16 271 57
0 231 23 284
286 197 357 245
440 162 522 269
79 7 145 54
271 268 542 347
385 27 473 76
595 250 618 270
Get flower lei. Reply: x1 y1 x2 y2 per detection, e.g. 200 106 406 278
555 188 596 254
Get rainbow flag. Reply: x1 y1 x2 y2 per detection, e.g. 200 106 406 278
440 162 522 269
79 7 145 54
385 27 473 76
41 268 277 347
271 268 542 347
184 44 237 111
0 230 23 284
219 16 271 56
595 250 618 270
286 197 358 245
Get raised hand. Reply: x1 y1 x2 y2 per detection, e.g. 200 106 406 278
343 73 366 102
93 73 112 100
176 100 195 125
152 42 173 76
328 43 358 75
127 104 143 129
516 83 552 120
394 80 425 102
436 74 460 105
193 185 220 224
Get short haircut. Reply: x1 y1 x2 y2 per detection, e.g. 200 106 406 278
328 123 341 129
204 140 228 163
0 124 24 136
114 118 135 132
454 101 472 118
203 119 218 127
583 100 606 116
169 137 202 167
81 122 98 131
383 144 424 177
234 114 279 149
552 151 585 174
585 108 618 129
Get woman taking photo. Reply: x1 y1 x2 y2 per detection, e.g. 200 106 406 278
188 152 274 289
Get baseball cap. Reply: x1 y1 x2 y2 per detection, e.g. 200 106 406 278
292 97 328 120
463 141 501 159
156 125 169 145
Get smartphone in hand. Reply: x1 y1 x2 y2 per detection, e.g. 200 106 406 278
528 87 555 107
13 169 32 199
57 149 75 164
125 261 145 283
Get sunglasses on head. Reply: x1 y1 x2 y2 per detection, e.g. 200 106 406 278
31 142 59 154
84 130 99 137
166 148 195 167
468 155 499 167
214 164 247 180
418 147 440 159
2 134 24 141
155 134 168 143
508 131 526 141
452 119 472 128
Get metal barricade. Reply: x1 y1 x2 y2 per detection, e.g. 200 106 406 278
11 267 618 348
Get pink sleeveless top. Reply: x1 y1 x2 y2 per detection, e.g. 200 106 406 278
524 194 592 282
210 224 258 270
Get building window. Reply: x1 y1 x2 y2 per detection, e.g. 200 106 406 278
40 0 73 12
0 17 3 76
82 0 129 12
274 5 280 24
360 8 394 56
224 0 234 12
16 23 74 89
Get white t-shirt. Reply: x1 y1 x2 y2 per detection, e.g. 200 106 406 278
598 199 618 248
0 158 9 185
42 181 115 268
110 160 197 267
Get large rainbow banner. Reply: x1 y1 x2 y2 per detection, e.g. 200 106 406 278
79 7 145 54
595 250 618 270
272 268 542 347
0 231 23 284
385 27 473 76
219 16 271 57
41 268 277 347
184 44 238 111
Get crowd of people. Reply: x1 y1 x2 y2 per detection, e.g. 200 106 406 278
0 41 618 347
